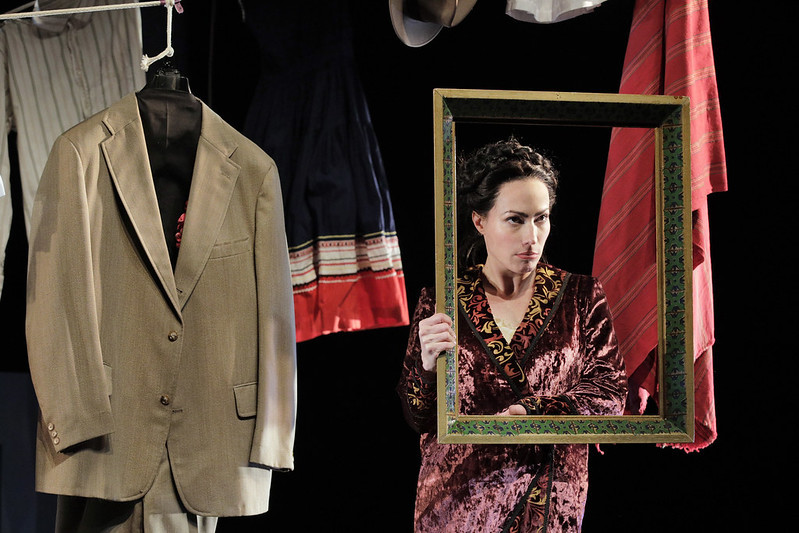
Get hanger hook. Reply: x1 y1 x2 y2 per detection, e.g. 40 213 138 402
140 0 184 72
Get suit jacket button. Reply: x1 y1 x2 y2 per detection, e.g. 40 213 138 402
160 395 171 406
47 423 55 431
53 437 60 445
168 331 179 342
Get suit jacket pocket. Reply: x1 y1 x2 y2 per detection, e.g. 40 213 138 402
209 237 251 259
233 382 257 418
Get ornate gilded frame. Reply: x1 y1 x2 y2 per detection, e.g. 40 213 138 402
433 89 694 444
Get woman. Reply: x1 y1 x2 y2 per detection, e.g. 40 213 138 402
398 138 627 532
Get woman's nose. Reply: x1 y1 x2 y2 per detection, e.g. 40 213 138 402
522 223 538 245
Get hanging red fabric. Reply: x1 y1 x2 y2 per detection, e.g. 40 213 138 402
592 0 727 451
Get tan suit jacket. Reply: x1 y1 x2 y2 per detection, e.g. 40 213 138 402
25 93 297 517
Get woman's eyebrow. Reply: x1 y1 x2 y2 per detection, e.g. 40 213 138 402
503 207 550 217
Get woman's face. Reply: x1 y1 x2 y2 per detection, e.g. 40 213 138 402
472 177 551 278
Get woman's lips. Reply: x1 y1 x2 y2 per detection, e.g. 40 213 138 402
517 251 540 260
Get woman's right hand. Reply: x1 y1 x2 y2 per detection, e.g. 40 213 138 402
418 313 456 372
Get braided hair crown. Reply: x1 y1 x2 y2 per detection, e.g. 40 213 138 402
457 137 559 269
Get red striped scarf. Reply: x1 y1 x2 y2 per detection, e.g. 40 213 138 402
593 0 727 451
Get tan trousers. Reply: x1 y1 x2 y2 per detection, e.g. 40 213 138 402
54 449 218 533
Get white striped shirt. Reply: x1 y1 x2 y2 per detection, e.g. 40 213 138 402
0 0 144 295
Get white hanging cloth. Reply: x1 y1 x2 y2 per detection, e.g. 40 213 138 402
2 0 182 70
506 0 607 23
0 0 146 296
0 1 182 197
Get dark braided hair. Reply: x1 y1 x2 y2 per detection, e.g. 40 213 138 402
457 138 559 270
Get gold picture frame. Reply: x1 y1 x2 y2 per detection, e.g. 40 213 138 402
433 88 694 444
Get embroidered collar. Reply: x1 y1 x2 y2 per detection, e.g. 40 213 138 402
457 263 569 396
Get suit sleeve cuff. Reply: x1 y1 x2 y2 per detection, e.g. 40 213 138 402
46 410 115 453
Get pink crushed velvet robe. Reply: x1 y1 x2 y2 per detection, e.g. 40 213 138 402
399 264 627 532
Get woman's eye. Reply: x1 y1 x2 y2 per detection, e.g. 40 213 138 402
507 216 524 224
535 213 550 223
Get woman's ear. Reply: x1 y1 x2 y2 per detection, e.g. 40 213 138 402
471 211 485 235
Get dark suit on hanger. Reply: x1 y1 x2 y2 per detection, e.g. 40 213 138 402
26 92 296 517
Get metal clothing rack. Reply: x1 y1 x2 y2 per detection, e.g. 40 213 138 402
0 1 185 71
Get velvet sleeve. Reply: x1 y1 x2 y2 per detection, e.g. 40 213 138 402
512 276 628 416
397 287 438 433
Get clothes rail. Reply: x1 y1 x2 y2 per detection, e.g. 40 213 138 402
0 1 179 20
0 1 185 71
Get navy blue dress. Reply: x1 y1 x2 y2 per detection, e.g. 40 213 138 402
242 1 407 341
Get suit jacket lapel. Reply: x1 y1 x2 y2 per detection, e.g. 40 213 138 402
173 106 241 309
100 94 240 314
101 94 181 315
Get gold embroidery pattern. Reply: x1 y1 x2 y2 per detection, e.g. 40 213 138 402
458 264 567 392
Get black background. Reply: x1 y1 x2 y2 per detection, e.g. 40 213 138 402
0 1 793 531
